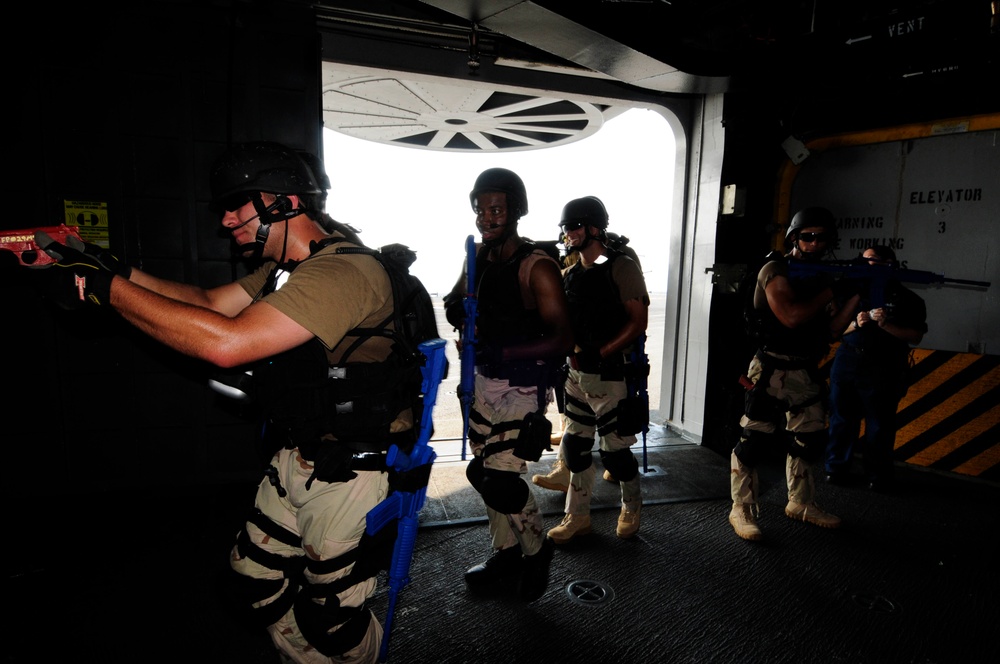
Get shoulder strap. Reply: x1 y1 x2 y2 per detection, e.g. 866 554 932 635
332 245 399 362
505 241 539 267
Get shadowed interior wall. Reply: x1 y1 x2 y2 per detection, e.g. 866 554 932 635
2 2 323 496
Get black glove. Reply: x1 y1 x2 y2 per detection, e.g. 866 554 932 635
34 230 116 307
66 235 132 279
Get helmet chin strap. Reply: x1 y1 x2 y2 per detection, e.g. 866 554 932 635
236 220 271 259
566 227 599 254
235 195 297 259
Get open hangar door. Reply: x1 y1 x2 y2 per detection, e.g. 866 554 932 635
315 51 706 443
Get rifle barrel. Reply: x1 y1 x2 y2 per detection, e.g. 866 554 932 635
787 261 990 290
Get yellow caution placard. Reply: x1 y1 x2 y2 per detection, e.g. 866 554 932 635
63 200 110 248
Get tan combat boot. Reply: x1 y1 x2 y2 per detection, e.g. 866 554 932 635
728 503 762 541
546 513 592 544
616 504 641 539
729 450 762 541
785 454 842 528
784 501 842 528
532 459 569 492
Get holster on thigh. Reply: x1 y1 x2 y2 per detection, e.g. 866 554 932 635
733 429 780 467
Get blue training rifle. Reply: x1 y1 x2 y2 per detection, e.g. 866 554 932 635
365 337 448 663
787 258 990 308
458 234 478 461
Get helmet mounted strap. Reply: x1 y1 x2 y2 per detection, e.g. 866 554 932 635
249 193 298 251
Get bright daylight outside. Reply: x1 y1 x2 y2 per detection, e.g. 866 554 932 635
322 108 675 446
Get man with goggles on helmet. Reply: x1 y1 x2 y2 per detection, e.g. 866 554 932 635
730 206 860 542
30 141 415 663
443 167 572 602
532 196 649 543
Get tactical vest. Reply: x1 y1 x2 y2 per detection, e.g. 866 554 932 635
755 261 833 360
473 242 556 387
251 239 418 462
563 250 628 351
475 242 546 347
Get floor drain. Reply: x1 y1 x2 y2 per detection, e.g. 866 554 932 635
565 579 615 605
850 592 898 614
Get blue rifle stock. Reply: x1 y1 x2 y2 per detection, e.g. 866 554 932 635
458 234 478 461
365 338 448 663
628 334 651 472
787 259 990 308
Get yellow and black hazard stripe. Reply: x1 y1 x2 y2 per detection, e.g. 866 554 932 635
820 347 1000 482
895 349 1000 481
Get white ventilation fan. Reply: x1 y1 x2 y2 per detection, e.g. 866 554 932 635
322 71 606 153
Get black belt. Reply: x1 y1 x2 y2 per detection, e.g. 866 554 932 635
477 359 553 386
349 452 387 472
755 350 812 370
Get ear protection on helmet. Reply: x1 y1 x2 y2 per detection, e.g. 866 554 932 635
235 195 298 249
269 195 295 220
252 195 297 225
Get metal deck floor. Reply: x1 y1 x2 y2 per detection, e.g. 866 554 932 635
8 429 999 663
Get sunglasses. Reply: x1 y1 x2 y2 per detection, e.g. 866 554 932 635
560 221 585 231
798 232 829 243
212 192 256 214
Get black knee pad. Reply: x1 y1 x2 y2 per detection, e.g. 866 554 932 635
790 429 827 463
481 468 529 514
466 456 485 493
562 433 595 473
733 429 778 467
599 448 639 482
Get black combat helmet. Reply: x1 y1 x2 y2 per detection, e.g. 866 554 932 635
786 206 837 245
560 196 609 230
469 168 528 220
210 141 322 213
